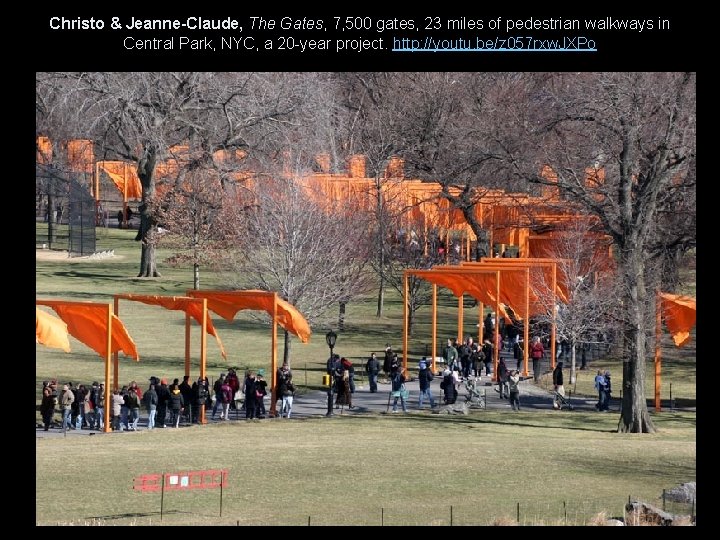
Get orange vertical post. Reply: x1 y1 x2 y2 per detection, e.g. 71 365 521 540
550 263 557 369
523 268 530 377
431 284 437 374
270 294 278 417
655 291 662 412
184 312 191 377
104 303 113 433
457 295 464 343
403 272 409 374
113 296 120 391
200 298 208 424
494 271 500 380
478 302 484 344
466 228 471 262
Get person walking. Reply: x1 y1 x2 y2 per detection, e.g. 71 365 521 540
530 336 545 382
552 362 565 410
168 384 185 428
144 383 158 429
508 370 521 411
126 387 141 430
40 385 55 431
60 384 74 430
390 368 408 413
443 338 459 373
497 358 509 399
211 373 226 420
417 361 436 410
594 370 607 411
601 370 612 411
365 352 380 393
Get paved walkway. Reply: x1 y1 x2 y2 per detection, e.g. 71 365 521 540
36 352 610 439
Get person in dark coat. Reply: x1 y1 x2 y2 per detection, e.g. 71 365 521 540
40 385 55 431
243 371 258 419
155 378 170 428
168 384 185 428
552 362 565 409
440 369 457 404
179 375 193 424
366 353 380 393
497 358 509 399
191 377 208 423
383 345 393 380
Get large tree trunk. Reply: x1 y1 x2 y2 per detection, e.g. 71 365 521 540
283 330 291 365
338 301 346 331
617 247 656 433
193 263 200 290
135 148 161 278
570 344 577 384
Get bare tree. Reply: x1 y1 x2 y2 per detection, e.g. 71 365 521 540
529 72 696 433
336 72 417 317
36 72 304 277
529 219 620 384
390 72 535 260
154 156 239 290
221 172 373 364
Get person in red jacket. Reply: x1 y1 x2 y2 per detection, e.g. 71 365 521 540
530 336 545 382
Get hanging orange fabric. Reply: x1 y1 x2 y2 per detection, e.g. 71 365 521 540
660 293 696 347
121 295 226 358
36 307 71 352
51 304 139 360
98 161 143 199
191 291 312 343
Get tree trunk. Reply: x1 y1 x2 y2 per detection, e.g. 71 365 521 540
193 262 200 290
376 180 385 317
136 149 161 278
338 301 346 331
283 330 291 365
137 218 161 277
617 248 656 433
47 192 56 248
570 344 576 384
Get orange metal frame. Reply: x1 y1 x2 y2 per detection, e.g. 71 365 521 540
186 290 280 417
36 299 116 433
114 294 210 424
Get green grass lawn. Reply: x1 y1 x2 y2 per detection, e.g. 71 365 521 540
36 225 697 525
36 411 695 526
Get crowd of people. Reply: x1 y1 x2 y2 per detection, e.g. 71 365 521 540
38 365 298 432
39 342 612 431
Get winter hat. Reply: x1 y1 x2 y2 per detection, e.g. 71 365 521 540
257 368 266 377
442 369 451 376
419 361 427 370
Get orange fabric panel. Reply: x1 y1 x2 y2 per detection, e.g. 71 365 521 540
67 139 94 173
412 271 511 320
51 304 139 360
122 295 226 359
98 162 143 199
192 291 312 343
660 293 697 347
36 307 71 352
37 136 52 164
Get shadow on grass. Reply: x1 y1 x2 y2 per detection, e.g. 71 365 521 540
86 509 191 521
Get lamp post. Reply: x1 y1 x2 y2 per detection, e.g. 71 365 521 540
325 330 337 417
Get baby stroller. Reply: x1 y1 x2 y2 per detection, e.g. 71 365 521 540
463 378 486 409
552 391 574 410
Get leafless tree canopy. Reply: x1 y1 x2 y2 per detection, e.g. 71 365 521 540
37 73 695 430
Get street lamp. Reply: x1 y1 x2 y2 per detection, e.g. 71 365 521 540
325 330 337 416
